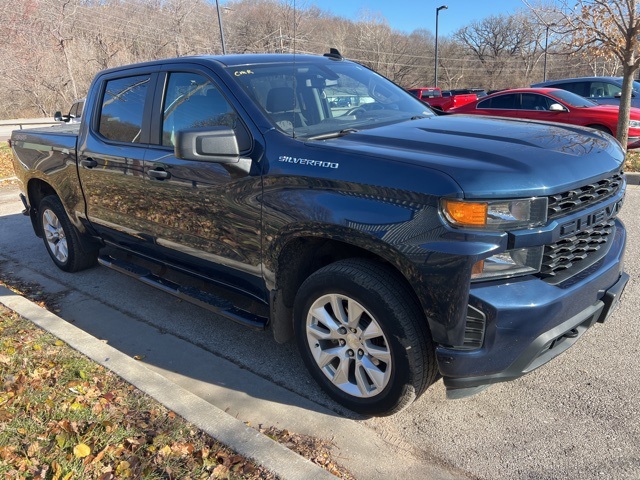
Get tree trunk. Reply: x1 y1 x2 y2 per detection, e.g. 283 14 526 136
616 64 637 151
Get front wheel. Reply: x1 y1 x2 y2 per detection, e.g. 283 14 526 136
39 195 97 272
294 259 437 416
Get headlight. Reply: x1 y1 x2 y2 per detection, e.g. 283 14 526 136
472 247 544 280
629 120 640 128
441 197 548 230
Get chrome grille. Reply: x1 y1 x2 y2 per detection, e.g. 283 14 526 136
539 220 615 282
547 174 623 219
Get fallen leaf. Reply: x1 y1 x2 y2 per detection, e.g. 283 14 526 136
74 443 91 458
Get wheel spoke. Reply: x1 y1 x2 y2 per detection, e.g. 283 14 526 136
346 299 364 329
330 354 351 387
310 303 342 339
306 322 333 341
55 239 69 262
330 295 348 326
364 343 391 365
359 356 387 391
361 320 383 340
312 345 342 368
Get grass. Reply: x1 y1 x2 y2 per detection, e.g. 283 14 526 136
0 305 276 480
0 144 15 180
625 149 640 172
0 276 354 480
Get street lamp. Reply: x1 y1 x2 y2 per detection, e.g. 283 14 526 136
215 0 227 55
434 5 448 87
543 23 555 82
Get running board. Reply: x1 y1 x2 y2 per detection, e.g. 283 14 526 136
98 255 267 330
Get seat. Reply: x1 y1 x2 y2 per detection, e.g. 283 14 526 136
265 87 305 131
593 87 605 98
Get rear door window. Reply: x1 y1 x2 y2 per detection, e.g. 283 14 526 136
98 75 151 143
478 94 517 109
553 81 589 98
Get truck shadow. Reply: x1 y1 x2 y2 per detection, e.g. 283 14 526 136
0 207 367 423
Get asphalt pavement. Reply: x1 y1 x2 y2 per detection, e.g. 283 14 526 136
0 178 639 479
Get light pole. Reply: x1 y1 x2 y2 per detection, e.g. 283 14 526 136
215 0 227 55
543 23 555 82
434 5 448 87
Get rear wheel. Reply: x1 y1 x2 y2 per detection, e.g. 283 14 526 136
39 195 97 272
294 259 437 416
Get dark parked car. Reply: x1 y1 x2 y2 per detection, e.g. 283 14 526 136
532 76 640 108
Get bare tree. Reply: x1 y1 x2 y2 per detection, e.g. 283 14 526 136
543 0 640 148
0 0 620 120
454 13 546 90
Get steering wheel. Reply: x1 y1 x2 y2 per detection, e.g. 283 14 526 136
344 106 366 117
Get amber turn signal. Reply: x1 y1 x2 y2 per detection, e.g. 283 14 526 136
442 200 487 226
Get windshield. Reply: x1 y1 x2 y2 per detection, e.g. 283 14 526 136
229 60 433 139
551 89 598 107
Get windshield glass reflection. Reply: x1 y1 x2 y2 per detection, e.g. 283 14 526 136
230 60 433 139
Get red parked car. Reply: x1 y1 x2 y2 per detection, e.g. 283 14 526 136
449 87 640 148
407 87 477 111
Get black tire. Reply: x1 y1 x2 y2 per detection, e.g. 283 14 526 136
293 259 437 416
38 195 97 272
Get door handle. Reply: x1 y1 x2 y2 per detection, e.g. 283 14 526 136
80 158 97 168
148 169 170 180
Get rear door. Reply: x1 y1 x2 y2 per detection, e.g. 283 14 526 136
78 69 157 252
140 65 266 299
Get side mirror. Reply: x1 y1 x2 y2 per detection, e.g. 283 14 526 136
54 111 64 122
614 92 623 98
174 126 252 174
549 103 567 112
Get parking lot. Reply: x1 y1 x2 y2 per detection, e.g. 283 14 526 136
0 181 639 479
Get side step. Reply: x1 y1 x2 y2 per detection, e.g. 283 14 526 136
98 255 267 330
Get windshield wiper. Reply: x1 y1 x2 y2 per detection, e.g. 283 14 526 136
307 128 359 140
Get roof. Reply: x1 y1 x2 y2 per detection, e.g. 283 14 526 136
96 53 346 76
532 76 624 87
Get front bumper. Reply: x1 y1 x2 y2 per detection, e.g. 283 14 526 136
438 218 627 399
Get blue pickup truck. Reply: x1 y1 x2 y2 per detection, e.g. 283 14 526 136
10 51 628 415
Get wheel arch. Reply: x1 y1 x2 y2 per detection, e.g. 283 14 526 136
269 231 428 344
26 178 59 237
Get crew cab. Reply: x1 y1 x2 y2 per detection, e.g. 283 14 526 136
10 52 628 415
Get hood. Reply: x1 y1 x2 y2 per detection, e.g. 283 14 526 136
321 115 624 199
592 104 640 119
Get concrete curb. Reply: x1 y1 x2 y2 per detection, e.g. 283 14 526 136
0 286 335 480
626 171 640 185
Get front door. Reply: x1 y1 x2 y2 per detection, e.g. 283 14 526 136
141 69 265 299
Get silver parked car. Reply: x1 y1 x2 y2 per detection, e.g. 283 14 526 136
54 98 85 124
